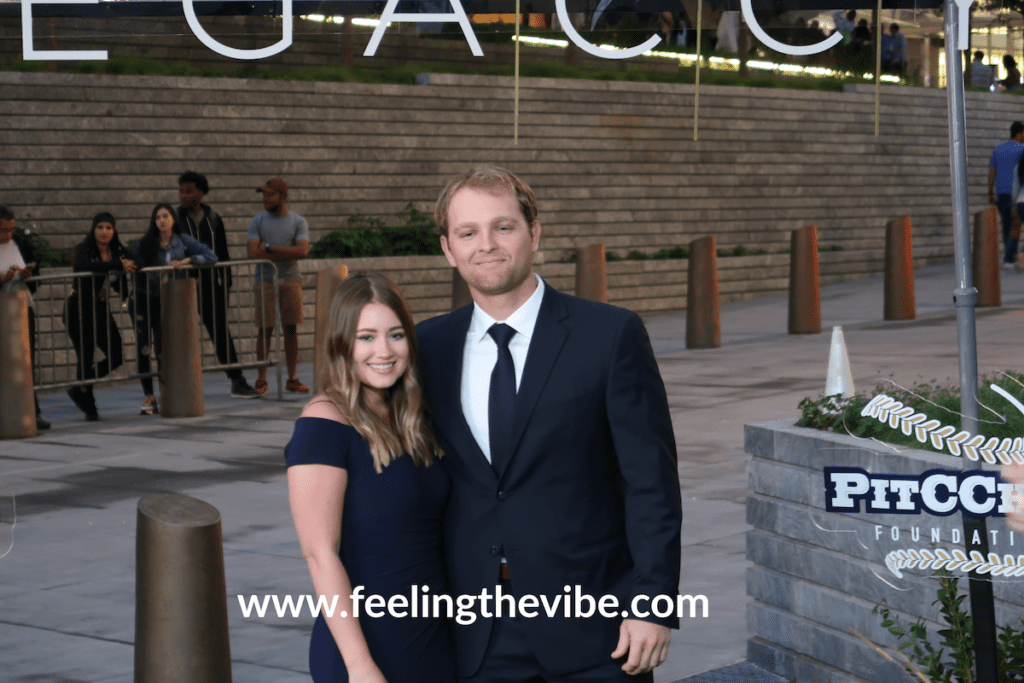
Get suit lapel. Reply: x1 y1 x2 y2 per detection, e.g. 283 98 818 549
435 306 497 485
497 287 569 480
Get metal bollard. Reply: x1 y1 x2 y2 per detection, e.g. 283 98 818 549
159 278 203 417
884 216 915 320
973 207 1001 307
788 225 821 334
0 291 36 439
686 235 721 349
134 493 232 683
451 267 472 310
574 244 608 303
313 265 350 394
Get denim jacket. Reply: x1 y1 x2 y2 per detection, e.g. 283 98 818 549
133 233 218 296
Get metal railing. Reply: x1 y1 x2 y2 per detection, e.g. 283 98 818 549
27 259 284 401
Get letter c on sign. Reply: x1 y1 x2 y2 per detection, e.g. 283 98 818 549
555 0 661 59
182 0 293 60
740 0 842 56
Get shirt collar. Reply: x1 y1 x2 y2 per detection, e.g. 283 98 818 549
468 273 545 343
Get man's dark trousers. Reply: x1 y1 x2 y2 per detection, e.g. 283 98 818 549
998 194 1019 264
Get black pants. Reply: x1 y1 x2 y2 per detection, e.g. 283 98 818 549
197 272 241 381
66 293 124 382
132 294 161 397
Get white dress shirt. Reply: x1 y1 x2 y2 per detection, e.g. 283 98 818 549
461 274 545 464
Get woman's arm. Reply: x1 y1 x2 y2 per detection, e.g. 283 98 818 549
179 234 218 265
288 400 387 682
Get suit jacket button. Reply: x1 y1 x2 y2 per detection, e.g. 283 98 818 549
490 546 501 556
497 491 508 501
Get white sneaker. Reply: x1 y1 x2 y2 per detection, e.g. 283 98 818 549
140 395 158 415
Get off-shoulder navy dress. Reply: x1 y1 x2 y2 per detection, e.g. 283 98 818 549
285 417 456 683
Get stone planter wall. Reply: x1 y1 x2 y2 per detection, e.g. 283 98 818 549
745 420 1024 683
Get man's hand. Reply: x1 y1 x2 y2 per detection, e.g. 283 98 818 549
1003 463 1024 531
611 618 671 675
1 265 19 285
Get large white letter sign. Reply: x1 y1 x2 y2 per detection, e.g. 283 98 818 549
740 0 840 56
22 0 107 60
555 0 660 59
183 0 292 60
364 0 482 57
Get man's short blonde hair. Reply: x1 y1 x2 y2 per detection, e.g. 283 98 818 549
434 166 538 238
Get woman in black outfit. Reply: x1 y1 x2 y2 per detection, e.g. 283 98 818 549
66 212 136 420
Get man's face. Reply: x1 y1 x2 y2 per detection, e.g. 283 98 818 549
440 186 540 298
179 182 204 213
0 219 15 245
262 189 283 214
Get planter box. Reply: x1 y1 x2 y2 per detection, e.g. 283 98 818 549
745 420 1024 683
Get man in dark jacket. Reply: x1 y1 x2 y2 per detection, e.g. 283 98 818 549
0 206 49 429
177 172 258 398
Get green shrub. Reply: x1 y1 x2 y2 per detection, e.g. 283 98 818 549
309 203 442 259
797 371 1024 456
874 569 1024 682
17 227 71 268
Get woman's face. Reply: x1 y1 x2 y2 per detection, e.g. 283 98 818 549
351 302 409 394
93 222 115 248
155 208 175 240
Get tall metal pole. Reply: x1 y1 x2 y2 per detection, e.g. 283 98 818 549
944 5 999 681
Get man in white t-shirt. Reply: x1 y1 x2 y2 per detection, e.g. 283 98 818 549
0 206 48 430
247 177 310 394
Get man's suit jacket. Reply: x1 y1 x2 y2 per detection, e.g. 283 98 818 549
416 285 682 677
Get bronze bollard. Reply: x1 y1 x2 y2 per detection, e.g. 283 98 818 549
313 265 350 394
973 207 1001 307
574 244 608 303
0 291 36 439
159 278 203 417
135 493 232 682
451 267 472 310
884 216 915 320
686 236 721 349
788 225 821 334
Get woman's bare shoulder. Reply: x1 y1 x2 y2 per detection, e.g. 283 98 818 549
300 394 350 424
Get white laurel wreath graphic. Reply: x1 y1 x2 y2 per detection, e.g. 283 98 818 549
860 392 1024 465
885 547 1024 578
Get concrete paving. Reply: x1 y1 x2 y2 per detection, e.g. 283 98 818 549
3 261 1023 683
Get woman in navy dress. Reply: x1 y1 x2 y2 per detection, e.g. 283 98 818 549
285 271 455 683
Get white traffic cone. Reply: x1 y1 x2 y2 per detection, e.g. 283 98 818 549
825 326 854 397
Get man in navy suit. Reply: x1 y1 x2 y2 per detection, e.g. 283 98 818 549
416 166 682 681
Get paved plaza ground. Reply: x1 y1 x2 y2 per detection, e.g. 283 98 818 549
3 262 1022 682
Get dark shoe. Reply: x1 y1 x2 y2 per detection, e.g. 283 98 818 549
231 377 260 399
67 387 89 414
67 387 99 421
36 416 50 430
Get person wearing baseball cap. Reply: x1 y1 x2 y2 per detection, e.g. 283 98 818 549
247 177 310 394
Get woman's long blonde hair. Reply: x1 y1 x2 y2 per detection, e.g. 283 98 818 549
322 271 440 472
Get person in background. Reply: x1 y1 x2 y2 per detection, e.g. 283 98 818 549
247 177 310 395
0 206 48 430
65 212 136 421
988 121 1024 269
177 171 259 399
132 203 217 415
971 51 995 89
1001 55 1021 91
887 24 908 79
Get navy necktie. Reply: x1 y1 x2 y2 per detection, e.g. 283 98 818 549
488 323 517 473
